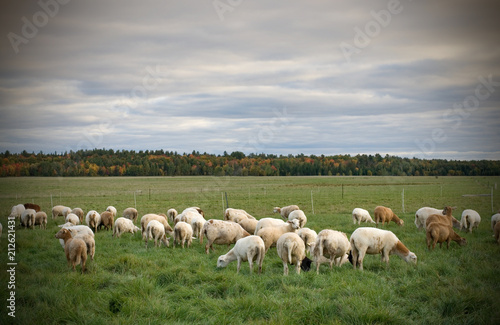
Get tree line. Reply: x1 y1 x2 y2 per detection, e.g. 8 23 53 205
1 149 499 177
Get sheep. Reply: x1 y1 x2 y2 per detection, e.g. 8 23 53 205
140 213 174 240
494 221 500 245
254 217 286 235
65 213 80 226
352 208 375 225
276 232 307 275
123 207 139 223
491 211 500 230
178 208 203 226
374 206 404 227
113 217 141 238
74 233 95 261
224 208 256 222
24 203 41 212
106 206 117 217
426 221 467 250
9 204 25 218
20 209 36 228
256 219 301 252
191 214 207 241
273 205 300 220
55 228 87 273
52 205 71 219
237 218 258 235
312 229 351 274
34 211 47 229
173 221 193 248
350 227 417 271
217 235 266 274
460 209 481 233
145 220 170 248
415 207 444 229
425 206 460 229
287 209 307 228
99 211 115 231
71 208 85 223
201 219 250 254
298 227 318 255
85 210 101 233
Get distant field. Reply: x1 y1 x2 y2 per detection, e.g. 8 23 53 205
0 176 499 324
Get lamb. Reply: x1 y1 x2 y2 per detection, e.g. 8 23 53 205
173 221 193 248
298 227 318 255
123 207 139 223
374 206 404 227
237 218 258 235
201 219 250 254
494 221 500 245
312 229 351 274
55 228 87 273
106 206 117 217
273 205 300 220
254 217 286 235
85 210 101 233
65 213 80 225
426 222 467 250
167 208 178 223
113 217 141 238
145 220 170 248
491 211 500 230
287 209 307 228
352 208 375 225
34 211 47 229
256 219 301 252
20 209 36 228
24 203 41 212
140 213 174 240
224 208 255 222
9 204 25 218
349 227 417 271
99 211 115 231
71 208 85 223
276 232 307 275
52 205 71 219
217 235 266 274
460 209 481 233
423 206 460 229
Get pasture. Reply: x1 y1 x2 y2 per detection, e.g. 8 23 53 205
0 176 499 324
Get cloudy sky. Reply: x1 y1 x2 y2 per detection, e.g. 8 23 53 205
1 0 499 160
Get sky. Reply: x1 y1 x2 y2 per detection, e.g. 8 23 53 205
1 0 499 160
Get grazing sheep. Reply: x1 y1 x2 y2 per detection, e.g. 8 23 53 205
65 213 80 226
9 204 25 218
52 205 71 219
140 214 173 240
74 234 95 261
276 232 307 275
167 208 178 223
71 208 85 223
24 203 41 212
254 217 286 235
20 209 36 228
415 207 444 229
460 209 481 233
224 208 255 222
374 206 404 227
491 211 500 230
217 235 266 274
424 206 460 229
352 208 375 225
34 211 47 229
298 227 318 255
287 209 307 228
55 228 87 273
85 210 101 233
123 207 139 223
350 227 417 271
237 218 258 235
173 221 193 248
494 221 500 245
113 217 140 238
273 205 300 220
256 219 301 252
58 225 95 252
106 206 117 217
178 208 203 226
99 211 115 231
426 222 467 250
313 229 351 274
191 214 207 241
201 219 250 254
145 220 170 248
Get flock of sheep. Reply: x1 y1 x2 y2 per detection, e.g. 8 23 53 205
6 202 500 275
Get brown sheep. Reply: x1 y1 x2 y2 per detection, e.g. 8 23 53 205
55 228 87 273
374 206 404 227
24 203 41 212
425 206 460 229
426 221 467 250
99 211 115 231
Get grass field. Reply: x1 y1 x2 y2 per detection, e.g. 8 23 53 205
1 176 499 324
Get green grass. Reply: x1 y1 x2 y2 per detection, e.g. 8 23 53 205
0 176 500 324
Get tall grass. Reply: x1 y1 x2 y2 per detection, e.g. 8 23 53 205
0 176 499 324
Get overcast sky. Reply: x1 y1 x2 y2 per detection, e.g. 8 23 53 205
1 0 499 160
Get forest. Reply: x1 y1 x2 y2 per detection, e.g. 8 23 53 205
1 149 499 177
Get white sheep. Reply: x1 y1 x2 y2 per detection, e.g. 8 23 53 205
55 228 87 273
312 229 351 274
71 208 85 223
254 217 286 235
85 210 101 233
273 205 300 220
298 227 318 255
34 211 48 229
217 235 266 274
414 207 443 229
191 214 207 241
237 218 258 235
113 217 141 238
123 207 139 223
491 211 500 230
224 208 256 222
256 219 301 252
201 219 250 254
106 206 117 217
276 232 307 275
145 220 170 248
52 205 70 219
352 208 375 225
173 221 193 248
140 213 174 240
460 209 481 233
167 208 178 224
287 209 307 228
20 209 36 228
9 204 25 218
350 227 417 271
65 213 80 225
178 208 203 226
